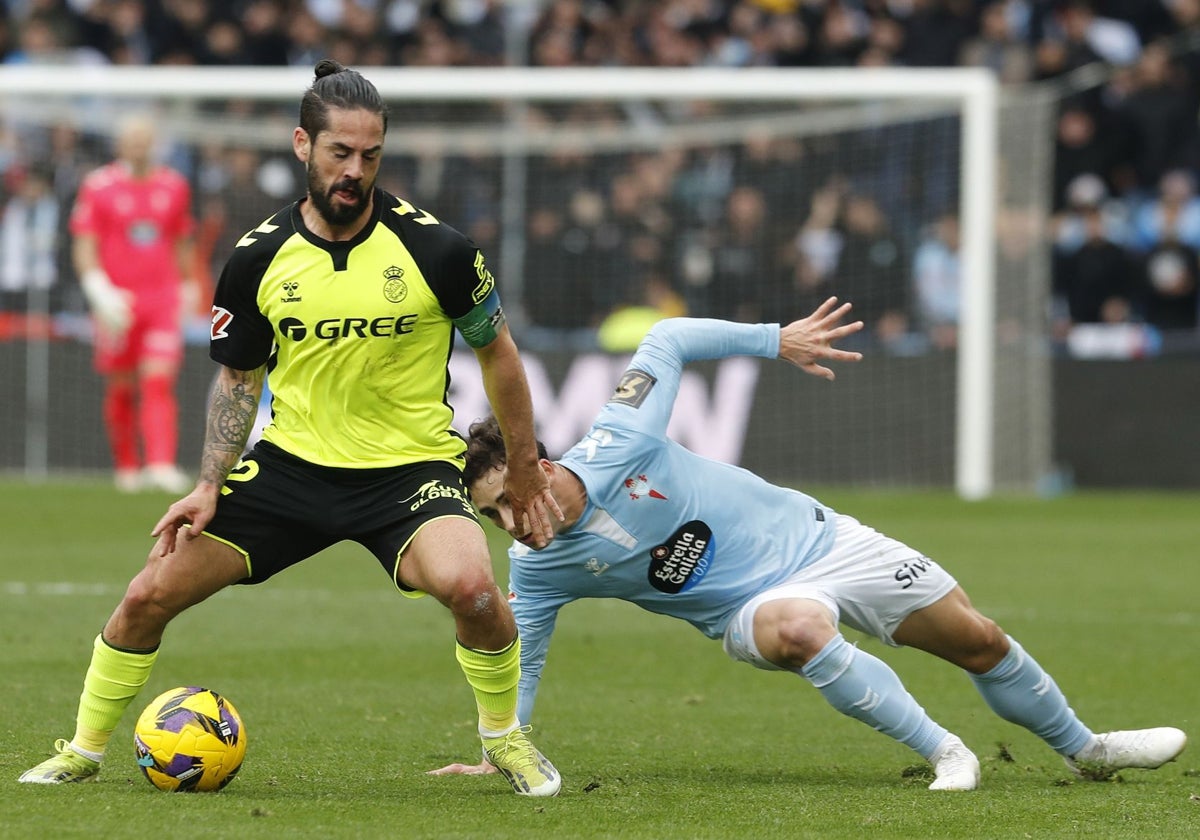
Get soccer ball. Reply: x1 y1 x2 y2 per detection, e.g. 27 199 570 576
133 686 247 792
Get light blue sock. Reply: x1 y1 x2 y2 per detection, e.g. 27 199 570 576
969 635 1094 757
801 635 947 760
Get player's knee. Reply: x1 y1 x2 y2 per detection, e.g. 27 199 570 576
114 576 177 641
443 573 501 620
123 553 196 620
121 575 169 618
956 613 1009 673
772 608 838 666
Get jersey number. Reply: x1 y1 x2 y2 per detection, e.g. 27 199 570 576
220 459 260 495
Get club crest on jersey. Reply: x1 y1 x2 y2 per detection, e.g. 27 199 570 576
648 520 714 594
624 474 666 501
382 265 408 303
210 306 233 341
129 220 161 245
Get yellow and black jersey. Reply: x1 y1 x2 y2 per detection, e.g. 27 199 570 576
209 188 503 469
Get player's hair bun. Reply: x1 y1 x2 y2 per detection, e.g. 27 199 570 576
314 59 346 79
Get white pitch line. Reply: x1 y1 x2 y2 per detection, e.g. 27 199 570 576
1 581 397 602
3 581 122 597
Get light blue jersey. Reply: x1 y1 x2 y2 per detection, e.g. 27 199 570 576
511 318 838 723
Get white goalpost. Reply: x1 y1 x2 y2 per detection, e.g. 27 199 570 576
0 65 1045 498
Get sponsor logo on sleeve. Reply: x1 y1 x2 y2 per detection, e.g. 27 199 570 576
210 306 233 341
471 251 496 304
609 369 656 408
647 520 714 594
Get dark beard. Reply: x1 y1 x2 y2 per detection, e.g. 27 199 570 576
307 162 371 228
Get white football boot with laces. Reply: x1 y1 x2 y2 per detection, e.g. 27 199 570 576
928 734 980 791
1066 727 1187 777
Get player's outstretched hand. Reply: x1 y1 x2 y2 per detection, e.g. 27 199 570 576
504 458 564 549
778 296 864 381
427 758 497 777
150 485 218 557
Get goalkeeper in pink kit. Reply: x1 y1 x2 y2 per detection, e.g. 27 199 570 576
70 115 198 493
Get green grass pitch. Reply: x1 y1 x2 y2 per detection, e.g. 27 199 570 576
1 481 1197 839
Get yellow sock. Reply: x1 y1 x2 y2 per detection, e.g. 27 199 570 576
455 637 520 735
73 634 158 757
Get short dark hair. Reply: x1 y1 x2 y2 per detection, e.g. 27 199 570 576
299 59 388 140
463 415 549 490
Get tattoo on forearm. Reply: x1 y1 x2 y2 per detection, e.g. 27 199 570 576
200 369 263 484
212 384 258 447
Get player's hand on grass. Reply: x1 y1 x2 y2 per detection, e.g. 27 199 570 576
150 486 219 556
778 296 864 381
427 758 497 777
504 458 563 549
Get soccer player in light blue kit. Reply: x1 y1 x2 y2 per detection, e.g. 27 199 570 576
433 298 1187 791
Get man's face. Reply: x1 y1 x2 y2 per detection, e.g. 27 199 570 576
470 465 520 541
117 120 155 173
470 465 540 549
297 106 384 228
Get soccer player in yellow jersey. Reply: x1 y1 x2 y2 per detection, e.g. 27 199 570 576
19 60 563 796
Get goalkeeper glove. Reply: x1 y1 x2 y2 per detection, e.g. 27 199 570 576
81 268 134 335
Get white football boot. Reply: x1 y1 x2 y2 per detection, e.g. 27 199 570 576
928 734 980 791
1066 727 1187 777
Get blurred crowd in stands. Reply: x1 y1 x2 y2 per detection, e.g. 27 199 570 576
2 0 1200 352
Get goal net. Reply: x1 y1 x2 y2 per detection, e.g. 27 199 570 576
0 66 1052 496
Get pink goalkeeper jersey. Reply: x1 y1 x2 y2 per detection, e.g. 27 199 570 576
70 162 193 307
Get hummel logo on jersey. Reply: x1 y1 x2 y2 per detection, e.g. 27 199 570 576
585 558 610 577
210 306 233 341
281 281 301 303
624 474 666 501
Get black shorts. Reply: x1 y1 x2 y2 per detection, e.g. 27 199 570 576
203 441 480 588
